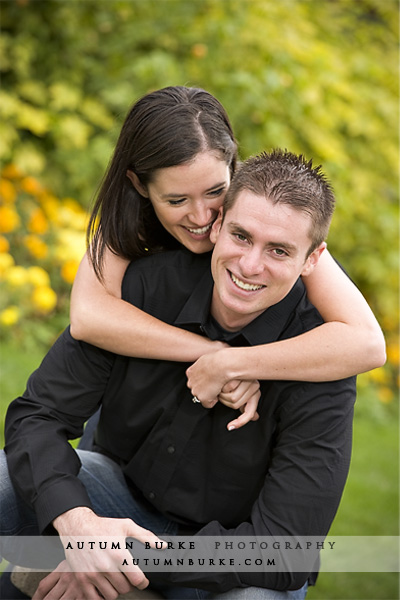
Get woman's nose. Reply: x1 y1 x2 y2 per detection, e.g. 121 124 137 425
189 200 212 225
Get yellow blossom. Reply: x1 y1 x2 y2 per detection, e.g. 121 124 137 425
20 176 43 196
191 43 208 58
0 205 20 233
61 259 79 284
6 265 28 287
56 229 86 261
24 235 48 259
0 179 17 204
32 286 57 313
40 193 60 220
0 236 10 253
1 164 22 179
0 252 15 277
386 341 399 367
28 207 49 234
378 387 394 404
27 266 51 287
0 306 20 327
368 366 390 384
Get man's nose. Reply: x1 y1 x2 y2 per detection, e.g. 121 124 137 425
239 248 265 277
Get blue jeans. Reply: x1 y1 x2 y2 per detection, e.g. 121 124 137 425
0 450 307 599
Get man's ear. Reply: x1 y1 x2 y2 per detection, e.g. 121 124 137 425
126 170 149 198
209 208 224 244
301 242 326 277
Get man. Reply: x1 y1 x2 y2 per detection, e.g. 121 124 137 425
2 150 356 600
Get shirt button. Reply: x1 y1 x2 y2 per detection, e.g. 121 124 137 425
167 445 175 454
149 492 155 500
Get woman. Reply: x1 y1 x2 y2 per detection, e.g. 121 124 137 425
70 86 385 426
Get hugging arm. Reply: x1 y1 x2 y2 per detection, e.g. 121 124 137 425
187 250 386 404
71 247 385 409
70 250 225 361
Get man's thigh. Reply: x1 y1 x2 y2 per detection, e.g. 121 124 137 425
76 449 179 536
0 449 178 537
209 582 308 600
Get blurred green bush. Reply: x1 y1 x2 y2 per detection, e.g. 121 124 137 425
0 0 398 407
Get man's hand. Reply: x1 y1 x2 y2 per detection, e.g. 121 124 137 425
39 507 162 600
186 350 261 429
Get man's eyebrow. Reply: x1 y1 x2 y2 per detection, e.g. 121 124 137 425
161 181 227 199
266 241 298 252
227 222 252 239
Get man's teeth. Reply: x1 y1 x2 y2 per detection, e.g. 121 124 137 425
230 273 264 291
187 223 213 235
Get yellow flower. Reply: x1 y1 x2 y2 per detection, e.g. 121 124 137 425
386 341 399 367
368 366 389 384
0 179 17 204
27 266 51 287
32 286 57 313
28 207 48 234
0 205 20 233
61 259 79 284
24 235 48 259
1 164 22 179
20 176 43 196
191 43 208 58
0 235 10 253
0 306 20 326
6 265 28 287
378 387 394 404
0 252 14 277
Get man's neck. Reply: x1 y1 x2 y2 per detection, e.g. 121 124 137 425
210 296 254 333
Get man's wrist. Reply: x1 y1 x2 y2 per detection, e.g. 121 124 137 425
53 506 94 535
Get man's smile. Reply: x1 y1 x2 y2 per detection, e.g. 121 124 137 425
229 271 265 292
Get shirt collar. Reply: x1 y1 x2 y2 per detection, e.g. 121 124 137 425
174 268 306 346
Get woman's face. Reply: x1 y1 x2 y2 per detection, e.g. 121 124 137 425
144 152 231 254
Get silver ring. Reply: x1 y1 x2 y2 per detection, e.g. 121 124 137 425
192 396 201 404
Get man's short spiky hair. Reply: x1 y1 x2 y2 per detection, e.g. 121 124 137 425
223 149 336 253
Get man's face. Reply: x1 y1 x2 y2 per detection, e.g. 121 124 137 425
209 191 325 331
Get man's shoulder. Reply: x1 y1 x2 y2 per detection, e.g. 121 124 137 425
125 248 211 276
122 249 212 309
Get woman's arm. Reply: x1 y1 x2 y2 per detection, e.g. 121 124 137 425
70 249 224 362
186 250 386 404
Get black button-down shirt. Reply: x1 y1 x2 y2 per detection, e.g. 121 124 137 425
5 249 356 592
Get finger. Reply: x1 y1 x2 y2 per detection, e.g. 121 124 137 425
125 569 149 591
32 571 63 600
127 521 165 548
226 393 260 430
96 571 135 598
221 379 240 393
199 397 218 409
219 381 258 408
227 409 259 431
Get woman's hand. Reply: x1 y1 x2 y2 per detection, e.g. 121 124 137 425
186 350 261 430
219 379 260 430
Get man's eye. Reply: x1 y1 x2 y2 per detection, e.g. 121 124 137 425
234 233 248 243
273 248 288 257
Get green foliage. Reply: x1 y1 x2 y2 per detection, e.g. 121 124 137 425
1 0 398 399
0 4 398 596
